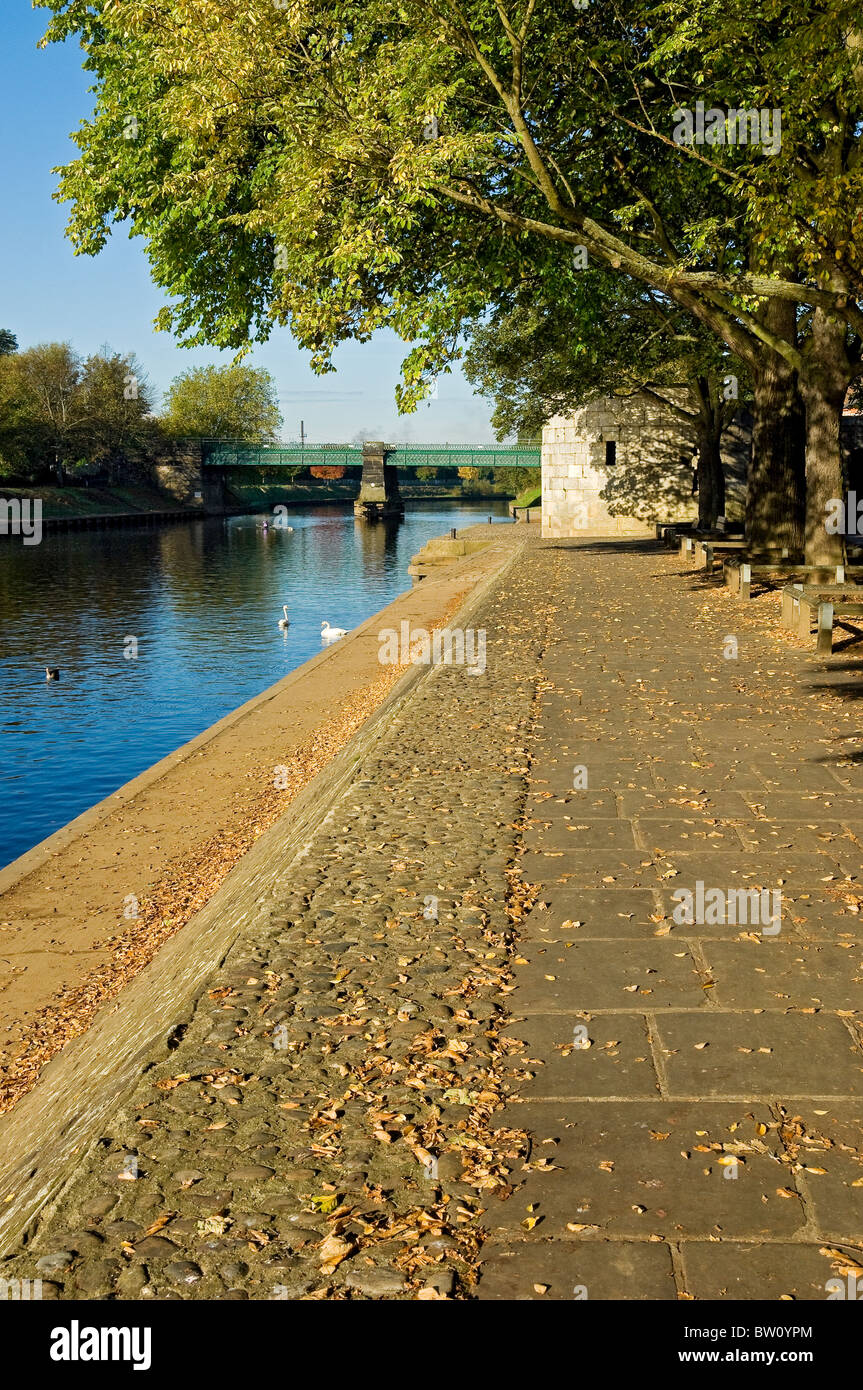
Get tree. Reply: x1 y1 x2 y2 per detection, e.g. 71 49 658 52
38 0 863 560
11 342 85 484
646 0 863 560
161 364 282 442
309 463 347 478
0 330 17 357
0 341 159 484
0 355 42 480
78 348 156 482
464 269 752 528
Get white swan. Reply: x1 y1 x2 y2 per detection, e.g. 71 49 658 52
278 605 290 629
321 620 348 641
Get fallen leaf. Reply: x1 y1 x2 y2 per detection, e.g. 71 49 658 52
143 1213 176 1236
318 1234 353 1272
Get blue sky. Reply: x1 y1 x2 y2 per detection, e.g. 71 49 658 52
0 5 497 444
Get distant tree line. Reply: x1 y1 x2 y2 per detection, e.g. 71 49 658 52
0 333 539 494
0 336 283 486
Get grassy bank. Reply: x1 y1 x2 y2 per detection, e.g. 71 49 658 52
512 483 541 510
0 483 190 520
2 476 536 522
225 481 524 508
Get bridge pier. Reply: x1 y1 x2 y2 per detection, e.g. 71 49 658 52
201 466 229 514
354 442 404 520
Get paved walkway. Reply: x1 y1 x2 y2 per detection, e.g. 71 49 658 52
2 536 862 1300
479 538 863 1300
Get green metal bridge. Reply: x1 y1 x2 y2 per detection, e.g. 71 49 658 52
201 441 541 469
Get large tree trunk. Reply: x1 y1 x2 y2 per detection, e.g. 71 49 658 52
695 426 725 530
746 351 805 553
798 307 851 570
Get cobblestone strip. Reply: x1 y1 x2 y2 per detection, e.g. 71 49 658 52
0 538 558 1301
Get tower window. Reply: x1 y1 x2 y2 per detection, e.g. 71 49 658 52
605 440 617 467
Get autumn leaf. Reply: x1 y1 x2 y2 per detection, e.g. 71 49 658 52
143 1213 177 1236
318 1234 353 1272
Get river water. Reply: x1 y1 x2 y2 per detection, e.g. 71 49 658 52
0 499 509 870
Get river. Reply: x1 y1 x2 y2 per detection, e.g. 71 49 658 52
0 499 509 870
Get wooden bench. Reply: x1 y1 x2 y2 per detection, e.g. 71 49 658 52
724 560 858 600
655 523 678 543
679 533 727 560
687 538 798 571
698 539 799 572
781 582 863 654
657 524 693 547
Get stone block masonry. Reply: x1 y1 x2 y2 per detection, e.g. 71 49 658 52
354 441 403 519
478 537 863 1301
542 393 697 539
541 393 751 540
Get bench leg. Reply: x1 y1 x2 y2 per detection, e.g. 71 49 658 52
816 602 834 655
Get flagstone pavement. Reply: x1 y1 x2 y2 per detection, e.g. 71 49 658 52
478 536 863 1301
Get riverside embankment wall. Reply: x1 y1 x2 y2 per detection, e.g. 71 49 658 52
0 525 525 1255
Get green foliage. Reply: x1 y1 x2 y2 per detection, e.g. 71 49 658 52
35 0 863 401
0 342 157 483
513 483 541 509
506 466 541 495
0 329 18 356
463 272 751 443
33 0 861 559
161 364 282 442
79 349 157 479
3 342 84 482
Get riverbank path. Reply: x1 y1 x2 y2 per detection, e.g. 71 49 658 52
2 533 862 1300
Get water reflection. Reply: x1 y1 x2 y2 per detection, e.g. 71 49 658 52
0 500 509 868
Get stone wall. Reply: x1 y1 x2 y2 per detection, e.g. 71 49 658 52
147 440 208 509
541 393 752 540
354 442 403 518
541 393 698 539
